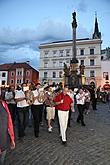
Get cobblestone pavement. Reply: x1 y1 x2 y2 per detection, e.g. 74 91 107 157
5 102 110 165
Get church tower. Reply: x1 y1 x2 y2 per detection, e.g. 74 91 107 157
92 13 101 39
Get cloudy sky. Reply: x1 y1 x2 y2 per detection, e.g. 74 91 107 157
0 0 110 69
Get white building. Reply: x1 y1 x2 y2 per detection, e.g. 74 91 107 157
39 15 102 87
101 60 110 90
0 71 8 86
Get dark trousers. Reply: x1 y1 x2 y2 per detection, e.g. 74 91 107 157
68 110 71 126
31 104 43 136
91 98 97 110
77 104 85 125
39 104 43 123
17 106 29 138
8 104 16 125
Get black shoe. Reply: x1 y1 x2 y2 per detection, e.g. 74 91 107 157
81 123 86 126
60 136 62 141
35 133 39 138
62 141 67 146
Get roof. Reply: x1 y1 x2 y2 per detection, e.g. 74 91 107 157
0 62 39 73
40 38 90 46
0 63 12 71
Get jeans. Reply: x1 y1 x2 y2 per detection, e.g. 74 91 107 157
17 106 29 138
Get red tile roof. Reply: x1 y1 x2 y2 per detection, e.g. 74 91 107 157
0 62 39 73
0 63 12 71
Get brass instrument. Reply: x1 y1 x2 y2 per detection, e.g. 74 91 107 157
25 90 34 105
38 88 45 103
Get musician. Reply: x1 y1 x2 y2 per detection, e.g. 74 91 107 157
45 85 55 132
5 85 16 125
54 85 74 145
0 93 15 164
76 88 86 126
31 83 44 138
15 83 30 141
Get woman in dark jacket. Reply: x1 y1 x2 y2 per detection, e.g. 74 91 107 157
0 93 15 165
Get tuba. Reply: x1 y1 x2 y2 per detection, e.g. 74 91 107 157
38 87 45 103
23 86 34 105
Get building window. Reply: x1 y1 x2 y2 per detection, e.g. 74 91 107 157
80 60 84 65
90 59 94 66
2 72 6 77
66 60 69 64
26 79 29 83
53 72 56 78
80 49 84 56
53 50 57 57
44 62 48 68
17 71 22 76
59 61 63 67
44 72 47 79
90 70 95 77
26 71 30 76
2 80 5 85
66 49 70 56
59 71 62 78
11 72 14 76
44 50 49 58
59 50 64 57
17 79 21 84
53 61 57 67
103 72 108 78
90 48 94 55
11 79 14 84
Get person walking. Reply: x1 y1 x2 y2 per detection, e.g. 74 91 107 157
15 83 30 141
84 88 91 114
90 87 97 110
76 88 86 126
67 88 74 127
5 85 16 125
54 85 74 145
45 85 55 132
31 83 44 138
0 94 15 165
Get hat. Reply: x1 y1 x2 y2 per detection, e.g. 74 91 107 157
43 84 51 90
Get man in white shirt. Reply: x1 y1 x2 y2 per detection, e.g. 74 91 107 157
15 83 29 140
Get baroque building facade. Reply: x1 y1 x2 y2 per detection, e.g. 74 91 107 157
39 15 102 87
39 38 102 87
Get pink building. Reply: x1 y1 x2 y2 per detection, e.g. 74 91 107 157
0 62 39 86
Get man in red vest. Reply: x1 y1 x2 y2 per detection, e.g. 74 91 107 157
54 85 74 145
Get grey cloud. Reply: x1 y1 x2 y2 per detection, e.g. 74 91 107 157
0 19 91 68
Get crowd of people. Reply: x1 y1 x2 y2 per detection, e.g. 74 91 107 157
0 82 110 164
